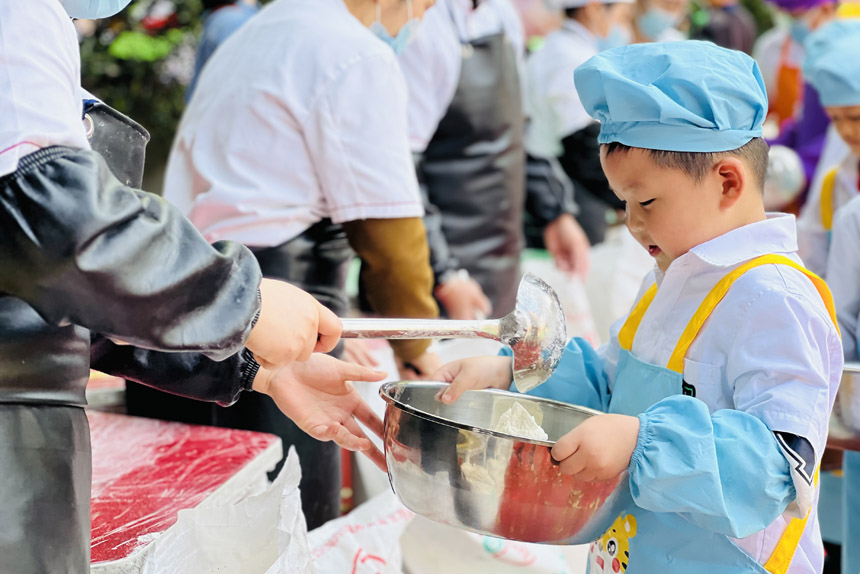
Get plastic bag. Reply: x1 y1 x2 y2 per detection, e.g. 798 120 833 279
401 516 588 574
140 446 309 574
280 491 414 574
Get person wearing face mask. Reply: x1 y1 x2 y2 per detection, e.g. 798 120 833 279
391 0 592 321
524 0 634 246
632 0 688 42
159 0 441 529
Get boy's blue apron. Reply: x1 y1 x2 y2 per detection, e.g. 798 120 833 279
590 254 836 574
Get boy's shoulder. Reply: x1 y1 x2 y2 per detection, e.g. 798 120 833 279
713 261 837 338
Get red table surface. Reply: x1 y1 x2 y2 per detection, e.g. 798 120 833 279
88 411 280 564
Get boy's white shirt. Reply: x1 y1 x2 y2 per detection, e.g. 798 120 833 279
797 145 860 277
0 0 90 177
598 214 842 571
827 194 860 360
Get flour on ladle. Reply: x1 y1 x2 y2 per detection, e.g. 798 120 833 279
494 402 548 441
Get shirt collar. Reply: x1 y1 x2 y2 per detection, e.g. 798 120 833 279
678 213 799 268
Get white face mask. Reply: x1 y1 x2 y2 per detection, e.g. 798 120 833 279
60 0 134 19
369 0 420 55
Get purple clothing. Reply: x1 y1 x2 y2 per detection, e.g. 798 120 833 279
767 0 834 10
769 82 830 195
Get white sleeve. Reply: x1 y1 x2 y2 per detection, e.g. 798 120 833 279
303 52 424 223
397 5 461 153
547 60 592 139
827 199 860 360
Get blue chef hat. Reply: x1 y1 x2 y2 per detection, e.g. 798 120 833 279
573 41 768 152
804 20 860 108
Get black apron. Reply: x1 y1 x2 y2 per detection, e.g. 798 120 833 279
419 5 526 316
127 220 353 530
0 103 150 573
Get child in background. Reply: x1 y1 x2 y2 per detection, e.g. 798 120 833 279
799 18 860 280
811 19 860 574
435 41 842 573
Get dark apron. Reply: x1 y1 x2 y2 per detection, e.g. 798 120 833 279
419 5 526 316
221 220 352 529
0 102 149 573
126 220 353 530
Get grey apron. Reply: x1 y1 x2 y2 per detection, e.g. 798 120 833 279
0 102 150 573
419 5 526 316
126 220 353 530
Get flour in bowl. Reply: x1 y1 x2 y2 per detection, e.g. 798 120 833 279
495 402 548 441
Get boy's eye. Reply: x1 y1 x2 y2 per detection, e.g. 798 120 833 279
639 199 655 207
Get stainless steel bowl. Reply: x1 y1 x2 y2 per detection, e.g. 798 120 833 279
380 381 631 544
830 363 860 452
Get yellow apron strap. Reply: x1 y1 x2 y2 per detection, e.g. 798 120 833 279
763 469 820 574
661 254 837 573
820 168 838 232
666 254 838 373
617 284 658 352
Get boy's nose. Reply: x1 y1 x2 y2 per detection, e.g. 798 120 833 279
625 205 645 233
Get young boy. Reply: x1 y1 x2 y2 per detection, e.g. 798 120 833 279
436 41 842 573
1 1 386 571
811 19 860 574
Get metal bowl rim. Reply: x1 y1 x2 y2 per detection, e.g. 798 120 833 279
379 380 604 446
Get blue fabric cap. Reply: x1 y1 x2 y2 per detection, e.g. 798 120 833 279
573 41 767 152
804 20 860 108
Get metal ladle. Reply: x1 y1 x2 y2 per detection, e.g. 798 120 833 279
341 273 567 392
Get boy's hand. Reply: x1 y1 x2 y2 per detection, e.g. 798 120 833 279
435 274 493 320
246 279 343 368
253 353 388 471
551 414 640 481
432 356 513 404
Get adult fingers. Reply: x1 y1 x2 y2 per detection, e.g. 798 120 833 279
344 417 387 472
314 306 343 354
353 398 385 440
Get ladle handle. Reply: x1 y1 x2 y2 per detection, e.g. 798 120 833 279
340 318 501 341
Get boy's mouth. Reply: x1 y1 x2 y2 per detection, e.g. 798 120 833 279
647 245 661 257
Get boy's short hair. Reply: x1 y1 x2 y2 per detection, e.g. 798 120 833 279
602 137 769 191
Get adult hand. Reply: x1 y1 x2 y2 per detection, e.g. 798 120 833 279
253 353 388 471
343 339 381 368
543 213 591 278
245 278 343 368
396 351 442 381
432 356 513 404
551 414 640 481
435 272 492 320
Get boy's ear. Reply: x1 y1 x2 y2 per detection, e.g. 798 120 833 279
714 157 745 210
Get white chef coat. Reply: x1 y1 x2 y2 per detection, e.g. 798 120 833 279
0 0 89 178
398 0 525 153
827 194 860 360
797 147 859 277
163 0 423 247
524 19 597 159
599 213 842 573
